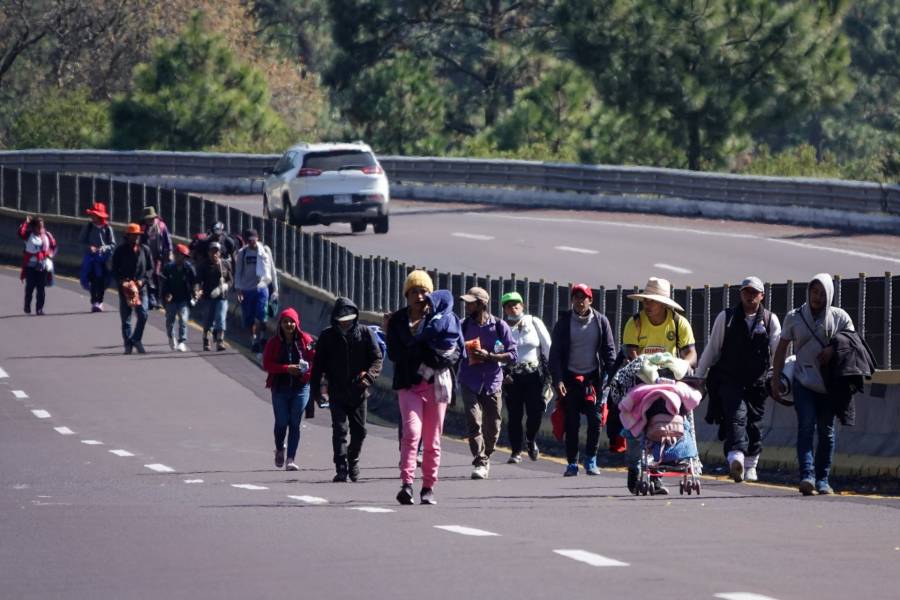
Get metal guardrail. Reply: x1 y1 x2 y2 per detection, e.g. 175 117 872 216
2 165 896 369
1 150 898 216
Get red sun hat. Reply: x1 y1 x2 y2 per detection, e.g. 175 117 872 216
85 202 109 219
571 283 593 299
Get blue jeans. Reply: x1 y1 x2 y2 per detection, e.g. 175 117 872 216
165 301 190 342
272 385 310 459
204 298 227 333
119 287 148 343
793 380 837 483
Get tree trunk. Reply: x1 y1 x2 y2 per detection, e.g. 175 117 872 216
688 113 701 170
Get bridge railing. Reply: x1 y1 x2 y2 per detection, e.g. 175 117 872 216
1 164 896 368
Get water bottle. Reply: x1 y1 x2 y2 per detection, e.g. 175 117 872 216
493 339 504 354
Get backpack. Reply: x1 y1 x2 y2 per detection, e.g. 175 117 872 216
368 325 387 358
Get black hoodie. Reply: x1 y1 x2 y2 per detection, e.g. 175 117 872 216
310 297 383 406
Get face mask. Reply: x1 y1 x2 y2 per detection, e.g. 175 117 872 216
506 313 523 322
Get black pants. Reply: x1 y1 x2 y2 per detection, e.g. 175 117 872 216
564 372 602 464
330 398 367 467
89 272 106 304
718 379 766 457
606 401 624 441
504 370 545 454
24 267 46 312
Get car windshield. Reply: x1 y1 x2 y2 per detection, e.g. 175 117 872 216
272 151 298 175
302 150 376 172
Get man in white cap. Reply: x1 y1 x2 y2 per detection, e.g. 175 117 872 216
696 276 781 483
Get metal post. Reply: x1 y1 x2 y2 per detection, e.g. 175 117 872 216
281 222 288 274
384 259 392 312
615 285 623 347
90 175 95 209
631 285 639 314
551 282 560 325
523 277 531 314
884 272 892 369
366 256 375 312
858 273 866 342
298 232 306 282
685 285 693 345
598 285 606 315
36 170 41 213
703 285 711 345
787 279 795 312
722 284 730 311
17 169 22 210
74 173 80 215
55 172 60 215
290 227 297 276
834 275 842 308
0 166 4 207
349 253 357 303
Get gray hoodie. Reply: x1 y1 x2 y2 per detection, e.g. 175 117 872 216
781 273 854 389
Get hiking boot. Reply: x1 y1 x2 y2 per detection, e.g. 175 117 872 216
584 456 601 476
123 341 133 355
348 462 360 482
471 464 489 480
627 466 639 494
816 480 834 495
420 487 436 505
527 439 540 461
507 452 523 464
650 477 669 495
202 331 211 351
274 449 284 468
169 337 177 351
564 463 579 477
285 459 299 471
333 463 349 483
132 341 146 354
396 483 414 505
799 478 816 496
609 435 628 453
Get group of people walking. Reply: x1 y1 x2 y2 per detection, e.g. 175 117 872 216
17 206 872 502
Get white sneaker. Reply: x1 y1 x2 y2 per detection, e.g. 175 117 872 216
727 450 745 483
176 342 188 352
744 467 758 482
285 460 299 471
169 337 176 351
744 454 760 482
471 464 489 480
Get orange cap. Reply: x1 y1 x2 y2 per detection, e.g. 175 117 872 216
125 223 142 235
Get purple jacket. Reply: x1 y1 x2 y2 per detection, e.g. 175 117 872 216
458 315 517 395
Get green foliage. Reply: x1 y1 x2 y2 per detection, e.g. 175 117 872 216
739 144 845 178
8 87 110 149
110 12 288 152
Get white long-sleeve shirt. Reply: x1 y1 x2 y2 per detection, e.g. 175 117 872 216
696 309 781 378
507 315 551 365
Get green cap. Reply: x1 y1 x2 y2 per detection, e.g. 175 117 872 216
500 291 524 306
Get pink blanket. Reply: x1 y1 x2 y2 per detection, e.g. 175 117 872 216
619 382 702 437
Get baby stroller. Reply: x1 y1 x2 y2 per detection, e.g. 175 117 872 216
608 355 703 496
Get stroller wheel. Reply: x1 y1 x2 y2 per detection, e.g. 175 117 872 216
694 481 701 495
639 481 650 496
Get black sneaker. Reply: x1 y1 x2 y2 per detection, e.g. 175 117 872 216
627 466 638 494
348 462 360 482
527 440 540 461
333 466 349 483
396 483 414 505
132 340 146 354
507 452 523 464
274 449 285 469
420 487 436 505
123 341 133 355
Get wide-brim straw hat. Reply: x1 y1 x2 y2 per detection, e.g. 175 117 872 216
627 277 684 312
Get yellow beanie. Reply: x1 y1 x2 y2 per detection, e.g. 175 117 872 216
403 270 434 295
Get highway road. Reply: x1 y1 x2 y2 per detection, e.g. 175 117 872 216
213 196 900 289
2 269 899 599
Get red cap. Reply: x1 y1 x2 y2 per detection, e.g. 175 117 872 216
175 243 190 256
571 283 593 299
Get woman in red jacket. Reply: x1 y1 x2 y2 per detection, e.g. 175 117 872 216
262 308 315 471
19 215 57 315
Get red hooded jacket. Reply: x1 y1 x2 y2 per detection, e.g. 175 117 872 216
18 220 57 281
262 308 315 389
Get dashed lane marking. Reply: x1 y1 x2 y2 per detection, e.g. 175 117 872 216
653 262 692 274
434 525 500 537
347 506 395 513
81 440 104 445
31 409 51 419
54 427 75 435
714 594 782 600
553 549 629 567
554 245 598 255
184 479 204 484
144 463 175 473
0 367 8 378
12 390 28 399
231 484 268 491
451 232 495 241
287 495 328 504
110 449 134 457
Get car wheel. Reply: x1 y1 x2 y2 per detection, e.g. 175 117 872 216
373 215 389 234
350 221 367 234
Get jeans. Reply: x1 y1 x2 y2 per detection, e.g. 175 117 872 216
793 380 837 483
399 381 448 488
718 379 766 457
204 298 227 333
119 287 148 343
24 266 46 312
272 385 310 460
563 372 602 464
504 370 545 454
462 387 503 467
330 397 367 467
165 301 190 342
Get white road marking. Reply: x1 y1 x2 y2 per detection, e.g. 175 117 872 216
54 427 75 435
31 409 51 419
12 390 28 399
184 479 204 484
554 245 599 255
81 440 103 445
347 506 395 513
144 463 175 473
654 263 692 275
452 232 495 241
231 484 268 491
287 495 329 504
0 367 8 378
110 449 134 457
714 594 782 600
553 549 629 567
434 525 500 537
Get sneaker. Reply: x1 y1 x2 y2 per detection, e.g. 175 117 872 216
132 341 146 354
744 467 758 482
471 464 489 480
507 452 523 464
176 342 188 352
564 463 579 477
729 459 744 483
396 483 415 505
35 309 44 316
527 439 540 461
216 338 226 352
202 335 211 351
123 341 133 355
251 339 261 354
96 303 105 312
274 449 285 469
609 435 628 453
348 462 360 482
24 306 31 314
816 480 834 495
650 477 669 495
584 457 601 476
333 464 349 483
627 466 638 494
285 459 299 471
169 337 177 351
799 478 817 496
420 487 436 505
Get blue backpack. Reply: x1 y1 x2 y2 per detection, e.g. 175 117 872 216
368 325 387 357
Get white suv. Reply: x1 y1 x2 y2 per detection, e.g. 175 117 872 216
262 142 391 234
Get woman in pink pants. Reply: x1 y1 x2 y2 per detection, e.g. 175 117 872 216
385 271 462 505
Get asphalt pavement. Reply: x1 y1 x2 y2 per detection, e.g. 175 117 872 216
2 268 899 600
